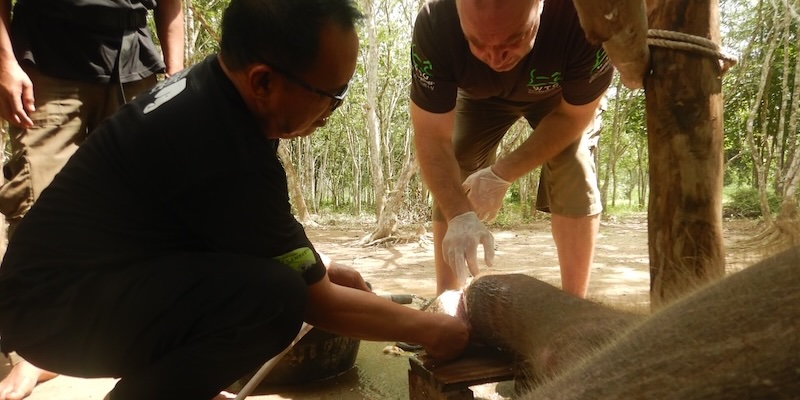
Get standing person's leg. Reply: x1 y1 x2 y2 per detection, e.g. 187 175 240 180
7 253 307 400
0 69 94 236
536 127 602 298
431 220 456 294
551 213 599 298
431 97 519 294
89 75 157 128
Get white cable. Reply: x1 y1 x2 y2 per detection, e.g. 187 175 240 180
233 322 315 400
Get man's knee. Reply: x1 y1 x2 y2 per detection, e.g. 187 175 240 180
231 262 309 344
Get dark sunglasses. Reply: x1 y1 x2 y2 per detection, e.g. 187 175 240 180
266 62 349 111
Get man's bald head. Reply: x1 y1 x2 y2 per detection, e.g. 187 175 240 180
455 0 544 72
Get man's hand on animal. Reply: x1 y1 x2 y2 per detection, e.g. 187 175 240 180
327 262 372 292
443 211 494 287
463 166 511 223
420 314 470 362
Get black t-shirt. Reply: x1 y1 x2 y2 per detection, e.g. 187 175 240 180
410 0 613 113
0 55 327 291
10 0 165 83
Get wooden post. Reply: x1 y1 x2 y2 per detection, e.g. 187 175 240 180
572 0 650 89
644 0 726 308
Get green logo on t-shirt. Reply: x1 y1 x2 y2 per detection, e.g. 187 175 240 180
527 69 562 93
273 247 317 274
590 49 612 83
411 44 434 77
412 44 435 90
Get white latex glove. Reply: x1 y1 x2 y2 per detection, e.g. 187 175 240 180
443 211 495 288
462 166 511 223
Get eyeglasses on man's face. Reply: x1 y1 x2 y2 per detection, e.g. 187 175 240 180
265 62 349 112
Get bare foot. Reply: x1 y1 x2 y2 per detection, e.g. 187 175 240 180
0 360 58 400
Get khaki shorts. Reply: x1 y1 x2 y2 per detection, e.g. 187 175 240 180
0 67 156 227
433 94 602 221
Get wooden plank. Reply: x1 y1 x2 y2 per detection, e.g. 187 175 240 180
408 369 474 400
408 346 516 392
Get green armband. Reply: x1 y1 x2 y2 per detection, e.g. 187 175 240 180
272 247 317 274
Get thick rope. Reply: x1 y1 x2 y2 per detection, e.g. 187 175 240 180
647 29 739 74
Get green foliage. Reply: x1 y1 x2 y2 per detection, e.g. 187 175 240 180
722 185 780 218
719 0 799 198
596 75 648 215
604 203 648 219
491 201 538 228
183 0 225 66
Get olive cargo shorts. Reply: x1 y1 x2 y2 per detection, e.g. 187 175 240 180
432 94 602 221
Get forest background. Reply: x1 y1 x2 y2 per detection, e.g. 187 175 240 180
4 0 800 246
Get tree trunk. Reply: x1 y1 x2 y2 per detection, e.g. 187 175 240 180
637 144 647 208
298 137 318 214
360 136 418 245
744 9 780 223
602 81 637 213
645 0 726 308
774 6 800 222
278 142 317 227
778 47 800 218
773 11 792 199
364 0 386 219
600 79 623 212
346 126 363 214
184 1 193 63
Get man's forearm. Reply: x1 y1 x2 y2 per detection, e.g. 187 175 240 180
415 136 473 219
493 97 602 182
306 277 463 356
154 0 185 75
0 0 15 63
410 103 472 220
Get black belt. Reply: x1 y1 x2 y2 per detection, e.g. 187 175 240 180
17 1 148 31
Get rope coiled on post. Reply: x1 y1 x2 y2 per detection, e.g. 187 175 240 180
647 29 739 73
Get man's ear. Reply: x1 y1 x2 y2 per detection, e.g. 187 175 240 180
248 64 273 100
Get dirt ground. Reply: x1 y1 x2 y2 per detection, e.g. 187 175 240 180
2 214 765 399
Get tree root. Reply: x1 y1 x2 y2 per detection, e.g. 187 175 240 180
728 218 800 260
354 225 430 247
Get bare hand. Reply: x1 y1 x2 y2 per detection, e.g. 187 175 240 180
327 262 372 292
0 59 35 128
420 314 470 362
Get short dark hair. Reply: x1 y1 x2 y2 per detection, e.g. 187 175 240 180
219 0 363 72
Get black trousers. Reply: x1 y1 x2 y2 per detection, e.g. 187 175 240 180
11 252 308 400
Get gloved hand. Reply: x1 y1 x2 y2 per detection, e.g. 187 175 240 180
462 166 511 223
443 211 495 287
